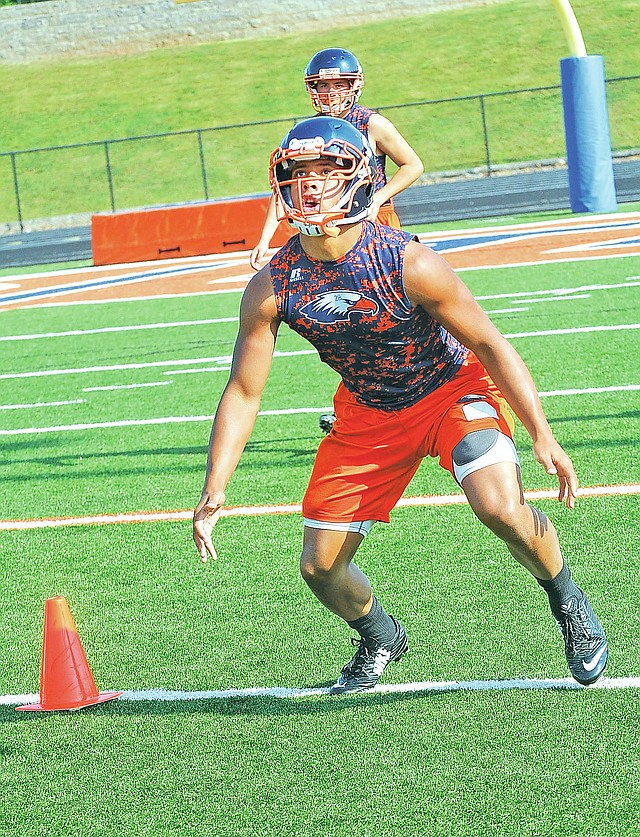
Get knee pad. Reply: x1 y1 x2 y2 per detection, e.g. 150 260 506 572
452 429 519 484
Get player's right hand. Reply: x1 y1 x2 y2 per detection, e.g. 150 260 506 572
193 491 225 563
249 242 268 271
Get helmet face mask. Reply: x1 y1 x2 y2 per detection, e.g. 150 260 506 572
304 48 364 116
270 117 376 237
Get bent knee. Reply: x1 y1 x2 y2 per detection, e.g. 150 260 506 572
473 491 525 531
299 549 338 585
468 484 550 547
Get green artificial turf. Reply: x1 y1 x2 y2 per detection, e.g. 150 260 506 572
1 4 639 827
1 0 638 221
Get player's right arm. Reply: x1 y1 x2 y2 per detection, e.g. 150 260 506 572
367 113 424 219
193 266 279 562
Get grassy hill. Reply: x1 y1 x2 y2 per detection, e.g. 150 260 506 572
0 0 638 222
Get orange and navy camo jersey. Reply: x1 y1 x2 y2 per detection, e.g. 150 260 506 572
269 221 469 411
343 104 387 192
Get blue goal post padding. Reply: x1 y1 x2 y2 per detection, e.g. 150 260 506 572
560 55 617 213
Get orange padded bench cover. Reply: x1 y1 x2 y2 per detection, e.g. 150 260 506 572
91 196 294 266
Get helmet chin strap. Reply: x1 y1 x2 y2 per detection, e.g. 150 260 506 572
291 211 344 238
291 204 369 237
290 220 325 237
316 211 344 237
321 222 340 237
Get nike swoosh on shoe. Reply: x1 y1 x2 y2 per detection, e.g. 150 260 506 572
582 644 608 672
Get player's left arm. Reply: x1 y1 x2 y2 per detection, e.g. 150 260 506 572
403 241 578 507
367 113 424 216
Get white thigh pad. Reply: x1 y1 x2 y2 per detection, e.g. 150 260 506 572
452 429 519 484
303 518 375 537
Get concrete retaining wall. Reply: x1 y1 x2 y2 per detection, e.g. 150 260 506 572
0 0 508 63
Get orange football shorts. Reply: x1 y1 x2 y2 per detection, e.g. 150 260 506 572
302 354 516 525
376 200 402 229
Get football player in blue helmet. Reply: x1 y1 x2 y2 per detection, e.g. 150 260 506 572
194 101 607 697
269 117 376 237
304 47 364 117
249 48 423 271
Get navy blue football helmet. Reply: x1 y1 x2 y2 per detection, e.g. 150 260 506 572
269 117 376 237
304 48 364 116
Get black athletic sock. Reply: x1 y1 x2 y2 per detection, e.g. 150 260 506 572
347 595 396 648
537 560 582 618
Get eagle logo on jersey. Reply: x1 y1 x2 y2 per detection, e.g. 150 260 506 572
300 292 379 324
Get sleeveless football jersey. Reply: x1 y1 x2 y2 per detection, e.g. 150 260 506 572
269 221 468 410
343 104 387 192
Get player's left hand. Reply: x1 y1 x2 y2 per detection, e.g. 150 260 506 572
533 438 578 509
367 199 382 222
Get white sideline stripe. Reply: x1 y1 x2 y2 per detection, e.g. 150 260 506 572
476 280 640 300
0 317 238 342
13 287 245 310
0 399 86 410
514 294 591 304
1 324 637 382
540 384 640 397
1 384 638 435
83 382 174 392
166 367 231 375
0 405 333 435
4 675 640 705
1 484 638 530
6 220 638 313
13 253 639 313
0 348 316 380
457 252 640 272
505 323 640 338
15 261 635 311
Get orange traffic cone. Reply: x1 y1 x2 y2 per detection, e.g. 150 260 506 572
16 596 123 712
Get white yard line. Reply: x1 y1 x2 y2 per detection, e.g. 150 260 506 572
0 399 86 410
3 674 640 706
0 383 637 434
505 324 640 338
1 483 638 530
0 348 316 380
456 252 640 272
539 384 640 396
0 317 238 341
0 322 637 382
83 382 174 391
475 280 640 301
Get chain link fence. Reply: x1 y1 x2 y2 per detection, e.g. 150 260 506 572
1 76 638 230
